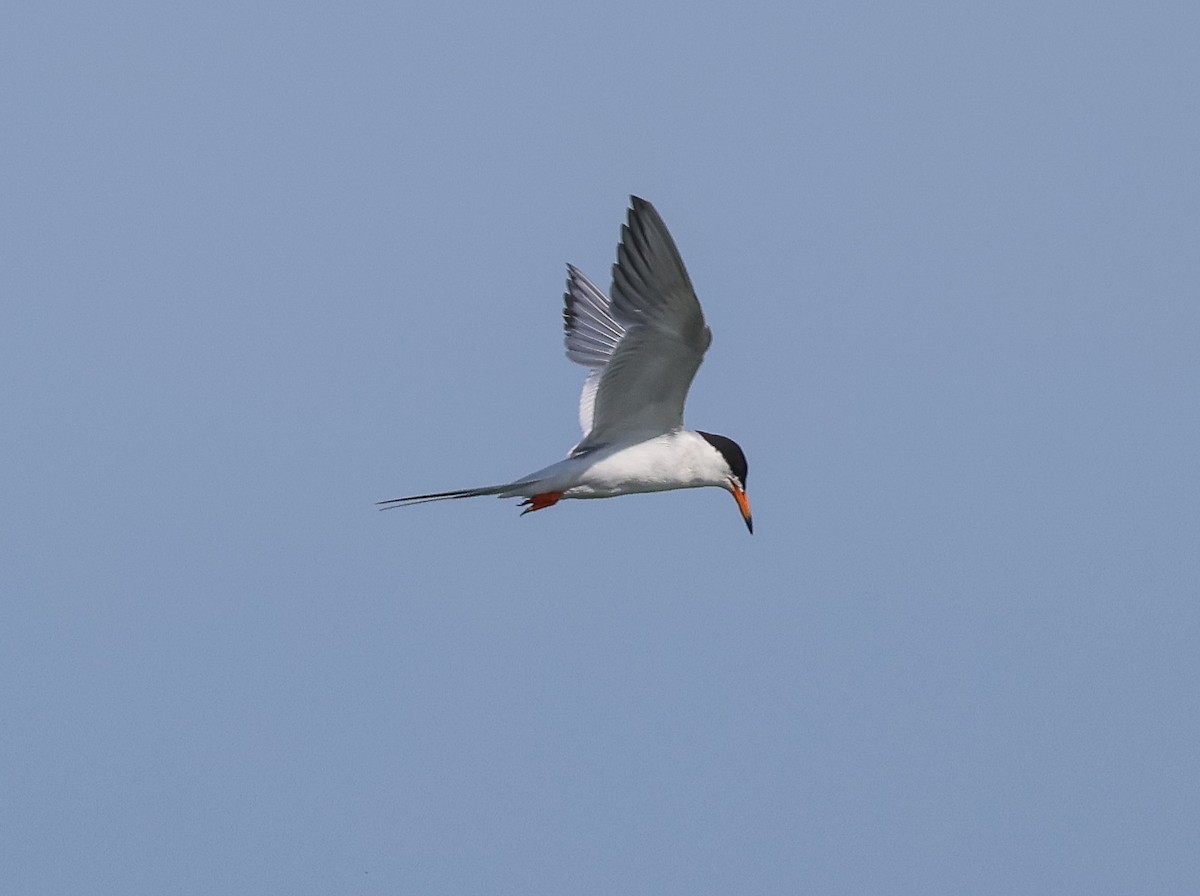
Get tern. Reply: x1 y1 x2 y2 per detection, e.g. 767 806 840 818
379 196 752 532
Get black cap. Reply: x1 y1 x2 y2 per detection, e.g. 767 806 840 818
697 431 748 487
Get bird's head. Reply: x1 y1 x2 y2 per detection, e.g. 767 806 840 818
698 431 752 534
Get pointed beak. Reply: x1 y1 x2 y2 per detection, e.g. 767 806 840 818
731 483 753 534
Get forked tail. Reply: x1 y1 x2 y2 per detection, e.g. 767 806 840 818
378 478 565 515
376 483 516 509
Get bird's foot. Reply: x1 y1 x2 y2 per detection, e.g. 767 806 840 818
519 492 563 515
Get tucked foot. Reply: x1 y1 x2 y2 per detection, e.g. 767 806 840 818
519 491 563 515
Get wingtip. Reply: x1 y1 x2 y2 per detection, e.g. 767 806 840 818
629 195 654 216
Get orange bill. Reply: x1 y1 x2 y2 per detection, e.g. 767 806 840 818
731 484 753 534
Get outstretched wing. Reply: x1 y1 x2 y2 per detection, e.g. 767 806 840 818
562 196 711 451
563 263 624 436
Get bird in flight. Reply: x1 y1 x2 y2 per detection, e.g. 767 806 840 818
379 196 752 532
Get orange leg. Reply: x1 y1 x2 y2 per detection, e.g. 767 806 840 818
519 491 563 515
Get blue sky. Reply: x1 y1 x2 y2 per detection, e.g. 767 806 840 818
4 2 1199 893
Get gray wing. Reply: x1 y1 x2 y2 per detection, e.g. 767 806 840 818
563 263 624 436
570 196 711 450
